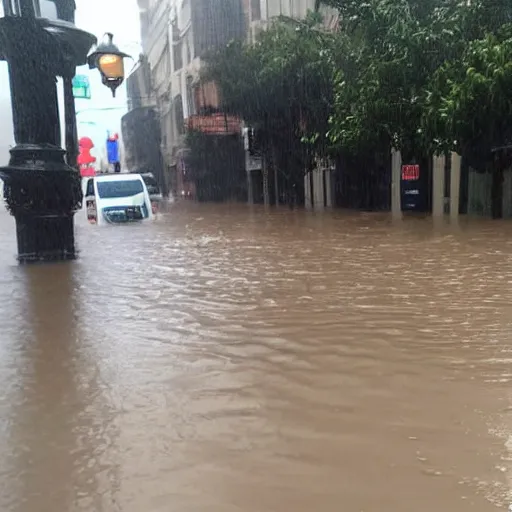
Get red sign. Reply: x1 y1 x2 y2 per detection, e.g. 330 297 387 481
80 166 96 177
187 114 241 134
401 164 420 181
78 137 96 166
78 137 97 176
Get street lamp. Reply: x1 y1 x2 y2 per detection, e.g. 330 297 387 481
0 1 129 263
0 0 98 263
87 33 131 97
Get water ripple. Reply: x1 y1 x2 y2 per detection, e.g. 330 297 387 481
0 205 511 511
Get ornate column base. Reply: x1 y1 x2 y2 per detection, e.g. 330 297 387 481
0 144 82 264
14 214 76 264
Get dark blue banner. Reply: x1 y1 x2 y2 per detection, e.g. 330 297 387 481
401 164 428 212
106 139 119 164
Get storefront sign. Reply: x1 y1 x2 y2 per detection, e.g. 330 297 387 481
401 164 424 211
246 154 262 172
187 114 241 134
401 164 420 181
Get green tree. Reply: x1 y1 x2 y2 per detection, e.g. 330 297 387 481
319 0 512 153
203 0 512 211
203 13 335 202
320 0 467 159
424 28 512 156
422 25 512 217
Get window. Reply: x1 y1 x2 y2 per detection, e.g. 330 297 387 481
97 180 144 199
86 179 95 197
142 176 160 195
251 0 261 21
186 76 196 117
185 40 191 66
174 95 185 135
140 11 149 40
173 41 183 71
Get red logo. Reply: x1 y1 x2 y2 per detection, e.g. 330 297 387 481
78 137 97 177
401 164 420 181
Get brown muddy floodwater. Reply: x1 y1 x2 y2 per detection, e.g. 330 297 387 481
1 202 512 512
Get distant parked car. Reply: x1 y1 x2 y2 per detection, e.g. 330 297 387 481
129 171 163 213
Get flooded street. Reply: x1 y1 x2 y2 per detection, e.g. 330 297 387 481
1 203 512 511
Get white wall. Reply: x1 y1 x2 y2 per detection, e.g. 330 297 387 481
0 0 12 164
265 0 316 19
0 63 15 167
177 0 192 30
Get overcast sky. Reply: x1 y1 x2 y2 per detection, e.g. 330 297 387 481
76 0 141 50
75 0 142 109
73 0 142 166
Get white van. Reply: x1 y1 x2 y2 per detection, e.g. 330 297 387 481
84 174 155 225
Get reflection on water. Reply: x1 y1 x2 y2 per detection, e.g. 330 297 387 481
1 203 512 511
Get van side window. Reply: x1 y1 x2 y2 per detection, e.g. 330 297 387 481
86 179 94 197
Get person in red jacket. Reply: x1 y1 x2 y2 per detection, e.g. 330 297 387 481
78 136 96 177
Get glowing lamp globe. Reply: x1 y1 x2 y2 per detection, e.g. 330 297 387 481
87 33 130 97
99 54 124 78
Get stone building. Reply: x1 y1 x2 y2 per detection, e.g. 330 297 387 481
126 0 337 198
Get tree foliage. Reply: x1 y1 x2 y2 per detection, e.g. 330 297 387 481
423 24 512 169
322 0 468 157
203 12 334 187
204 0 512 178
321 0 512 161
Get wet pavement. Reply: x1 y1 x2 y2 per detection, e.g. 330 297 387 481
0 202 512 511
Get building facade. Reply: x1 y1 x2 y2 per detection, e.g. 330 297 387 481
122 55 167 192
127 0 337 198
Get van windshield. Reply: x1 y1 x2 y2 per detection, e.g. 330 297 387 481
97 180 144 199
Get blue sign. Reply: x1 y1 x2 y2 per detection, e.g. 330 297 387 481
106 139 119 164
401 164 428 212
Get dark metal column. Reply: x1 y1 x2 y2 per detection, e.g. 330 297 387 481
63 75 79 168
7 53 61 146
18 0 36 17
0 16 82 263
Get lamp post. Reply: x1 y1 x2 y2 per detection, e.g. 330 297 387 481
0 0 96 263
87 33 130 98
0 1 128 263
